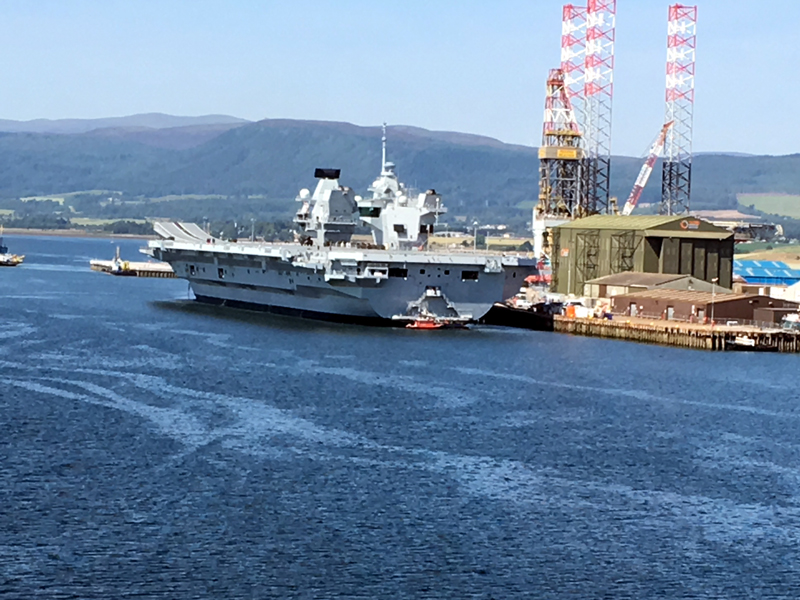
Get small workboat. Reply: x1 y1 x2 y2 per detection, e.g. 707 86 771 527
406 317 469 330
0 226 24 267
407 319 445 330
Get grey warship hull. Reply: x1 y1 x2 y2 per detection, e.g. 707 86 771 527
148 229 535 325
146 158 537 325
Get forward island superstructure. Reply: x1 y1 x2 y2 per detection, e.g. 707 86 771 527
144 131 536 324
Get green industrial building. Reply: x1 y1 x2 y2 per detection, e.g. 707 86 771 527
551 215 734 296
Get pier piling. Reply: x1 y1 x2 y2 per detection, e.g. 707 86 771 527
552 315 798 352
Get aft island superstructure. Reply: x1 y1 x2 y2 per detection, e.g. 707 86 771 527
144 135 536 324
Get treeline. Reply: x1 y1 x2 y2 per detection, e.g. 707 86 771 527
99 221 153 235
0 213 302 241
1 214 71 229
0 214 151 234
207 219 295 242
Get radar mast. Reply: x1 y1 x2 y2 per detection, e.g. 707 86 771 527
381 122 387 174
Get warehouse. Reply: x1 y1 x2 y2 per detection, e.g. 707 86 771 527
582 272 722 299
551 215 734 296
609 288 798 322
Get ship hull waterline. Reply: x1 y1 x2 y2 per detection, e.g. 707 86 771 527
151 245 533 326
193 294 394 327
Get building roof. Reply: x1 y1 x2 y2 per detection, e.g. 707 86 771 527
613 288 744 305
557 215 679 230
734 259 800 282
585 272 690 287
643 229 733 240
735 259 792 269
692 210 762 222
556 215 733 239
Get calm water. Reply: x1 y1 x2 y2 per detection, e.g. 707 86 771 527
1 235 800 598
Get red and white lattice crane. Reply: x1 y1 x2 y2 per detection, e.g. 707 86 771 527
561 5 588 111
621 121 674 216
661 4 697 215
557 2 616 215
583 0 616 214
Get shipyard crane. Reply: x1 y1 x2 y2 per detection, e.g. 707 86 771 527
621 121 674 216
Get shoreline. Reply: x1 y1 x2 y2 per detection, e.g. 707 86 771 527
2 228 155 240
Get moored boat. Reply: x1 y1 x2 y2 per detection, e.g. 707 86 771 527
0 227 24 267
406 318 470 330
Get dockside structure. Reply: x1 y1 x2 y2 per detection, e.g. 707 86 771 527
583 272 723 299
551 215 733 296
609 288 798 322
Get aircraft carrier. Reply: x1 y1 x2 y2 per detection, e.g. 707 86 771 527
143 139 537 325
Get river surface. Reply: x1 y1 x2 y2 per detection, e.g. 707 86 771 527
1 235 800 598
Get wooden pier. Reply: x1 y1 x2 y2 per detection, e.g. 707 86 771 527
554 315 800 352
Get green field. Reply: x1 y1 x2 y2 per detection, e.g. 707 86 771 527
147 193 270 203
734 241 800 254
737 193 800 219
149 194 226 203
19 190 119 206
71 217 147 226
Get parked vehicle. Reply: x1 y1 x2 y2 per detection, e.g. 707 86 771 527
782 313 800 331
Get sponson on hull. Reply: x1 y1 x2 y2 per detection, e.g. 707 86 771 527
143 135 537 325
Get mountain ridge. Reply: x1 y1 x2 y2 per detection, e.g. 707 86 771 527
0 116 797 230
0 113 250 135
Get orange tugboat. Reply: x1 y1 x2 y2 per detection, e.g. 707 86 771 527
404 312 470 330
406 319 469 330
407 319 445 330
396 288 472 329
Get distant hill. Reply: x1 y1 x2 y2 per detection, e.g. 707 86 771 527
390 125 527 150
694 152 756 158
0 113 249 135
83 123 249 150
0 116 798 229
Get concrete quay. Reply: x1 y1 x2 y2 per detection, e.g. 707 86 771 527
554 315 800 352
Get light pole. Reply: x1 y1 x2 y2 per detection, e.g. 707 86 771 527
711 277 719 325
250 218 255 242
473 221 479 251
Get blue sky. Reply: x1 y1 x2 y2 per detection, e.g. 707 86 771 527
0 0 797 156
